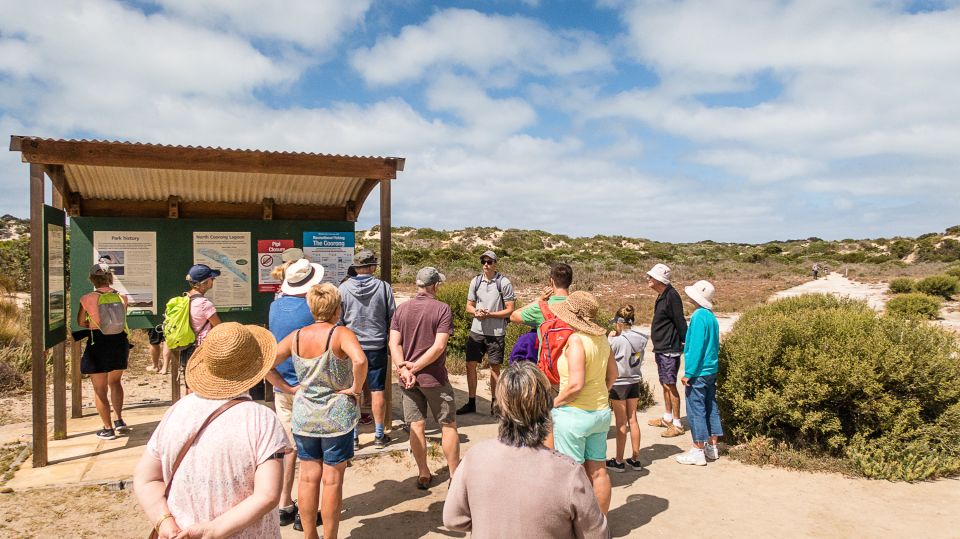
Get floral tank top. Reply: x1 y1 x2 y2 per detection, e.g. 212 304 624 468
291 326 359 437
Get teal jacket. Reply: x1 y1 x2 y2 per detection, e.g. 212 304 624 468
683 308 720 378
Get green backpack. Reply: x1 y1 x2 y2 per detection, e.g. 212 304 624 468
163 295 200 351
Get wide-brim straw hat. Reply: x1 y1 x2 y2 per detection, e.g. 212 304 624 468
684 280 716 310
185 322 277 399
550 291 606 336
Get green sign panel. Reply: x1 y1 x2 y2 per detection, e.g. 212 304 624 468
43 205 67 348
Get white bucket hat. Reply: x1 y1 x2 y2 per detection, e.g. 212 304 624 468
281 258 325 295
684 280 715 310
647 263 671 285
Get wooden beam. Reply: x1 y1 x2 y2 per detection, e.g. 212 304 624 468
167 195 180 218
78 198 348 221
262 198 274 220
46 165 69 204
12 136 402 179
352 179 380 219
51 184 67 440
66 192 82 217
71 339 82 418
29 163 47 467
379 179 393 430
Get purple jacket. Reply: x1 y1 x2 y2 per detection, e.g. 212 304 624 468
509 330 538 364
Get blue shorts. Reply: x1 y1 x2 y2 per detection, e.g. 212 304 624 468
293 431 354 465
551 406 611 463
365 348 389 392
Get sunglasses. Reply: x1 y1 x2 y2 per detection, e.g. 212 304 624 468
481 259 495 265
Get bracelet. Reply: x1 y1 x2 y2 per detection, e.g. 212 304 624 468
155 513 174 532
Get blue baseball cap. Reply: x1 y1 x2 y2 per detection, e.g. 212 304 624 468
186 264 221 283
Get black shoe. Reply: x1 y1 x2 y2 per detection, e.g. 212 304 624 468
626 457 644 471
605 458 626 473
96 428 117 440
354 437 361 451
113 419 130 435
279 503 297 527
374 433 391 449
455 401 476 415
293 509 322 531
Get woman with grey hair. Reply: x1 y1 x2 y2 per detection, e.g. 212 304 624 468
443 362 609 539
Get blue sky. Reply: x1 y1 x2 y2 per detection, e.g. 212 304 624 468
1 0 958 242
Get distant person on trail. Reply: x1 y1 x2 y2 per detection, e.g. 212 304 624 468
338 249 396 450
458 250 516 416
645 263 687 438
266 258 325 530
180 264 222 393
76 263 131 440
676 280 723 466
812 263 820 280
605 305 648 473
390 267 460 490
509 262 573 336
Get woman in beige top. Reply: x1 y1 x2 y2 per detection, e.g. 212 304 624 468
443 362 609 539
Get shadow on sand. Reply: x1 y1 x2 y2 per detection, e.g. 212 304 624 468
608 493 669 537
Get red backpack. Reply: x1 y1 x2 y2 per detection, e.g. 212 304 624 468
537 300 573 386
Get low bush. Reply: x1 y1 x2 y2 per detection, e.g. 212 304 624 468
915 275 959 299
887 293 942 320
945 266 960 279
887 277 914 294
718 294 960 481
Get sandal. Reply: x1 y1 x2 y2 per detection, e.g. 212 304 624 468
416 475 432 490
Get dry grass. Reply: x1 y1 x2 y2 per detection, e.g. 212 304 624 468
728 436 859 477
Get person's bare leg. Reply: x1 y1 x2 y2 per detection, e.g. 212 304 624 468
441 423 460 477
465 361 478 399
627 397 641 459
489 363 500 402
611 399 627 462
298 460 322 539
320 461 347 539
661 385 673 419
583 460 612 514
90 373 112 428
371 390 386 428
159 343 172 375
280 450 297 508
107 370 124 422
148 344 160 371
667 384 681 421
408 420 430 480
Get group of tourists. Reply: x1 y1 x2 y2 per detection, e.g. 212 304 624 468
78 245 722 538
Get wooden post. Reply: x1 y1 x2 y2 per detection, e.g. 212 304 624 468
29 164 47 467
71 339 82 418
51 184 67 440
379 180 393 429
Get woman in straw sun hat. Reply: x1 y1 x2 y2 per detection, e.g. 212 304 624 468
266 282 368 539
134 322 291 539
549 291 619 515
676 280 723 466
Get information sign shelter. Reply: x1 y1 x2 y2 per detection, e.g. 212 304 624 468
10 136 403 467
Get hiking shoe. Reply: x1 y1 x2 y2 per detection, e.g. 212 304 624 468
704 443 719 461
661 424 685 437
455 401 476 415
374 433 391 449
96 428 117 440
354 437 361 451
278 503 297 527
626 457 644 471
113 419 130 435
648 417 670 428
676 448 707 466
605 459 626 473
292 510 322 532
359 413 373 425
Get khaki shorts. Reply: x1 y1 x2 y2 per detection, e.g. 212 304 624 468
401 383 456 426
274 391 295 444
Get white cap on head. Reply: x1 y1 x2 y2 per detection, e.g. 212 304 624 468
684 280 716 310
646 263 671 285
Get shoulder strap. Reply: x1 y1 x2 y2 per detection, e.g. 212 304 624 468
164 399 245 498
294 328 302 357
539 299 554 320
187 294 212 334
324 325 337 352
472 274 482 298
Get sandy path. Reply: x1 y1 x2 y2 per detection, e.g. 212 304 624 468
769 272 888 311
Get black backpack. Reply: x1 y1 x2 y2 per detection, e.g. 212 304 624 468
472 272 504 309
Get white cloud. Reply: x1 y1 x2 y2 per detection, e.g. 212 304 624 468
692 149 825 183
350 8 612 86
153 0 371 52
425 74 537 147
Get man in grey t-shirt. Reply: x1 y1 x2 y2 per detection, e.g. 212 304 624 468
457 251 515 415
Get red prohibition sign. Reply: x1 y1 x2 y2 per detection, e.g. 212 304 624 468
259 254 274 267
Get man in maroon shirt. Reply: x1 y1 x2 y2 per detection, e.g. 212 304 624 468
389 266 460 490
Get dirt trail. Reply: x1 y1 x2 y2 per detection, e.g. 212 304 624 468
770 272 888 311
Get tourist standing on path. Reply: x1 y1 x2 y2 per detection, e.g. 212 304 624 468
76 263 131 440
509 262 573 335
549 291 618 514
180 264 222 393
266 258 325 530
676 280 723 466
339 249 396 449
645 263 687 438
443 362 609 539
390 267 460 490
458 250 516 415
134 322 290 539
605 305 648 473
812 262 820 280
270 283 368 539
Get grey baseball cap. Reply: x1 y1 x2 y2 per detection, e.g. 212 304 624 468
353 249 378 267
281 247 304 263
416 266 446 287
480 250 498 263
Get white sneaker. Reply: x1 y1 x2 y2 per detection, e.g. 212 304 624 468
676 448 707 466
704 443 719 461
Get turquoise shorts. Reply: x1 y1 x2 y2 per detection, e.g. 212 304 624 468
551 406 611 463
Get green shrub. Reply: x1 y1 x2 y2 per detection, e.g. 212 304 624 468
945 266 960 279
718 294 960 481
888 278 915 294
915 275 960 299
886 293 942 320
